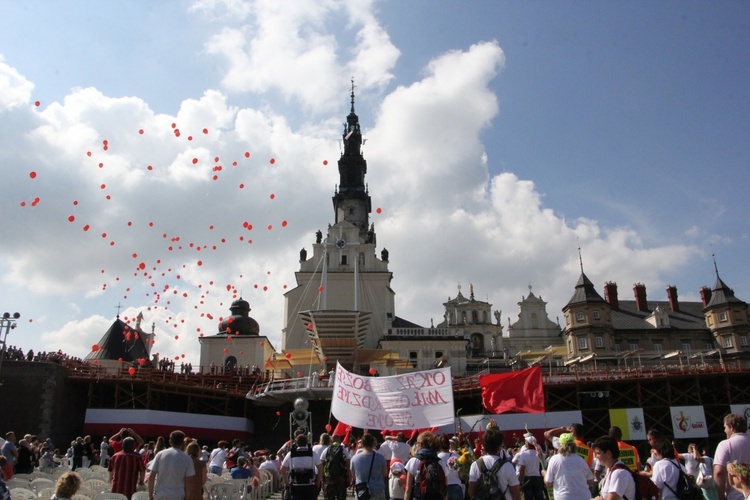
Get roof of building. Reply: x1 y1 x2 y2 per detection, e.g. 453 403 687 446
84 318 151 363
611 300 706 331
566 272 607 306
707 276 747 309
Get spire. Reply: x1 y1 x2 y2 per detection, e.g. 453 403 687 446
333 80 371 235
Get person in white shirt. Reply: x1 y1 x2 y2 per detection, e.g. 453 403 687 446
513 434 545 500
312 433 331 461
593 436 635 500
715 414 750 500
544 433 595 500
651 437 688 500
468 428 521 500
680 443 703 478
381 433 412 465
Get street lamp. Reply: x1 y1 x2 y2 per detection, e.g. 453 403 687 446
0 312 21 381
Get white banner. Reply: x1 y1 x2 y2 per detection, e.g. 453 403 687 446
331 362 455 430
670 406 709 438
730 405 750 423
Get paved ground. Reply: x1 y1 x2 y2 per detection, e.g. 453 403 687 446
266 489 356 499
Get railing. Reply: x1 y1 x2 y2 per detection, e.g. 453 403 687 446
22 355 750 399
387 327 458 337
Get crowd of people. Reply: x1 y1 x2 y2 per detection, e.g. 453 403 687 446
4 412 750 500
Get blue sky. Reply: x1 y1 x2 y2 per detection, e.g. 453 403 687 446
0 1 747 365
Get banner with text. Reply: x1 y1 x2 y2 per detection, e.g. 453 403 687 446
609 408 647 440
670 406 709 439
331 362 455 430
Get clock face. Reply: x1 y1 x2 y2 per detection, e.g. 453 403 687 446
335 239 347 249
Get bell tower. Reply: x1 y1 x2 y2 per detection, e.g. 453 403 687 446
332 79 371 237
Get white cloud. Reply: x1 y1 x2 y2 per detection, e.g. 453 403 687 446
203 0 399 113
0 54 34 110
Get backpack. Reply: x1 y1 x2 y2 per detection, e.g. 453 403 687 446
414 454 447 500
474 457 507 500
225 448 239 469
664 460 703 500
610 462 660 500
324 444 347 480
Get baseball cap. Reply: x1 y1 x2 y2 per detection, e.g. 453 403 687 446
559 433 575 445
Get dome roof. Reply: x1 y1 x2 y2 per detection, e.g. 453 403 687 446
218 297 260 336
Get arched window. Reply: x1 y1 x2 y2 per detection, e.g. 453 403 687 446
531 313 538 329
225 356 237 368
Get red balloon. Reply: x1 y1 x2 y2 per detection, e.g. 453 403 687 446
29 171 37 179
296 371 302 377
276 411 281 416
325 424 332 432
285 353 292 359
91 344 99 352
369 368 376 375
128 367 136 375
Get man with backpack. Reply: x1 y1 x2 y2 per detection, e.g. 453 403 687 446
468 427 521 500
405 431 448 500
281 434 322 500
320 434 349 500
593 436 636 500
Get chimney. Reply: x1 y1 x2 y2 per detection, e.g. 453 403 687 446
700 286 712 307
604 282 619 310
633 283 649 312
666 285 679 312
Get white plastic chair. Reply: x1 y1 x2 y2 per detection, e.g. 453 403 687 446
9 488 37 500
75 468 94 480
74 488 98 499
72 495 92 500
93 493 128 500
14 474 32 482
209 482 243 500
84 478 109 493
131 491 150 500
7 479 31 490
39 486 57 499
30 478 56 494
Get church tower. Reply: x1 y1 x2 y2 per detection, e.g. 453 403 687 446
282 84 395 369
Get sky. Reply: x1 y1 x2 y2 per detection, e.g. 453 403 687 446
0 1 748 367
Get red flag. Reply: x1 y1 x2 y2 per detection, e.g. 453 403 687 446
478 366 545 414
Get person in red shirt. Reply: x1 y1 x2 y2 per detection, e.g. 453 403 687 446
109 428 144 455
108 437 145 499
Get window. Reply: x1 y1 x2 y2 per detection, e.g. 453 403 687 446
654 343 662 354
341 255 347 265
719 312 728 322
349 207 354 215
576 312 585 322
614 344 621 353
409 351 418 360
578 338 588 349
705 343 714 351
566 315 571 325
629 343 639 352
682 343 692 355
595 336 604 348
593 311 600 320
435 351 444 358
568 340 573 351
742 337 748 347
724 337 733 348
